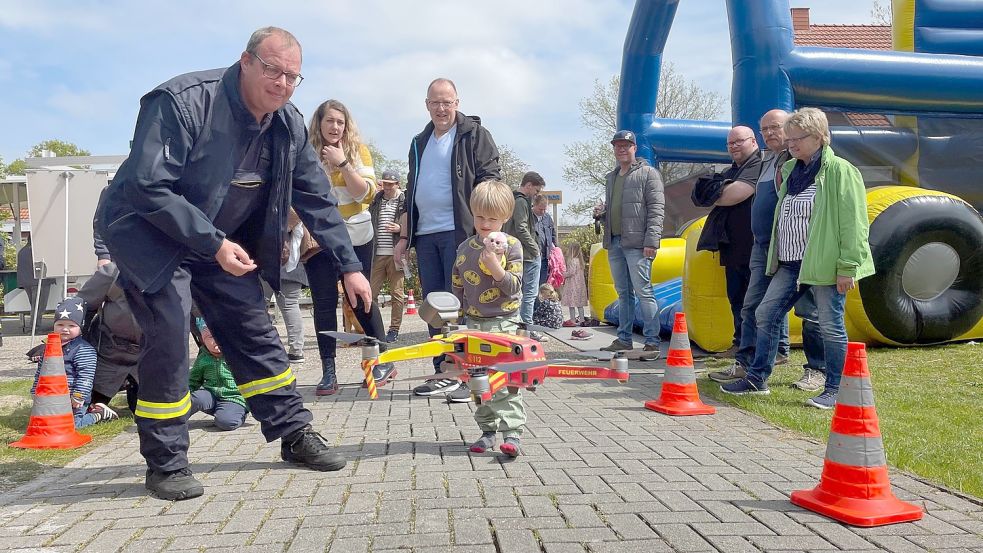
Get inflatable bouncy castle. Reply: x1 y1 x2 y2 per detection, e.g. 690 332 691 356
591 0 983 351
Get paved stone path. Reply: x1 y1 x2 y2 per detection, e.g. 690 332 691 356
1 311 981 552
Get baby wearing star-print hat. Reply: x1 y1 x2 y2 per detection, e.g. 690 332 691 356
54 296 87 329
30 296 116 427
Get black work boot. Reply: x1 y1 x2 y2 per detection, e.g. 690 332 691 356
145 467 204 501
316 358 338 396
281 424 347 471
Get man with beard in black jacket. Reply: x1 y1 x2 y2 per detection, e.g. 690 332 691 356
393 78 501 403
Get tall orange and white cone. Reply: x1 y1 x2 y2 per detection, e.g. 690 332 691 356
11 334 92 449
645 312 715 416
405 289 418 315
790 342 923 527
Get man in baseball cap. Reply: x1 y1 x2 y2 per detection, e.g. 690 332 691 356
593 129 665 361
369 168 408 346
610 130 636 145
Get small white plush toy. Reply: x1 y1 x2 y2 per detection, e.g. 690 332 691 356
482 231 508 255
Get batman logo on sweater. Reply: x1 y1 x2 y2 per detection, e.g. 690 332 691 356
479 288 502 303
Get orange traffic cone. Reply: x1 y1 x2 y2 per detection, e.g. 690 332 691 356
405 289 418 315
790 342 923 527
11 334 92 449
645 312 715 416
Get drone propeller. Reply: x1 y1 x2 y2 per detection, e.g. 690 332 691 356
319 330 379 345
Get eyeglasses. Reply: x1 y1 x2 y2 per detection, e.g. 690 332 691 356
726 136 753 148
613 143 634 151
759 124 783 134
252 53 304 87
785 134 814 145
427 99 458 109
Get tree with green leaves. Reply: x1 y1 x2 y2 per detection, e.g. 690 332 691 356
497 144 531 189
2 139 92 176
562 64 724 218
366 141 409 183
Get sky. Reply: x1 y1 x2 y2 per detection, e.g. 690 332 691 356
0 0 879 224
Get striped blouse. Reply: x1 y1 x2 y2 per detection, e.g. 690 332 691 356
775 182 817 263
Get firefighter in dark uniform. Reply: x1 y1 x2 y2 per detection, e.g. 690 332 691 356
96 27 373 501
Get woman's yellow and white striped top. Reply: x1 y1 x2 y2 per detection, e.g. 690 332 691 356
326 143 377 219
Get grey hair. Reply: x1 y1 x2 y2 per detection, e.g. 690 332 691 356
245 27 301 57
784 107 831 147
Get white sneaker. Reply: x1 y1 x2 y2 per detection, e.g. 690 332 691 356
791 368 826 392
89 403 119 422
708 361 747 383
413 378 461 396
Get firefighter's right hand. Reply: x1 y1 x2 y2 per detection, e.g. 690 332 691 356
215 239 257 276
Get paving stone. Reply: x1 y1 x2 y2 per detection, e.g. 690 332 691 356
748 534 837 550
50 520 110 546
907 534 983 549
453 516 494 545
703 534 764 553
493 528 540 551
121 537 170 552
78 527 139 552
536 527 617 543
805 522 882 550
653 522 716 551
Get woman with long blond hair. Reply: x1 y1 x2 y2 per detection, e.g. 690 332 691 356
302 99 395 395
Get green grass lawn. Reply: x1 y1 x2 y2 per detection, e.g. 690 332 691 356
0 379 133 492
699 342 983 498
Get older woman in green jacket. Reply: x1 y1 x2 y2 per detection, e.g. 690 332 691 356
721 107 875 409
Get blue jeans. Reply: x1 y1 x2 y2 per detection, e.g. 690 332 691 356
607 236 660 347
415 230 460 371
415 231 459 334
74 406 100 429
734 240 826 367
520 259 541 324
724 264 751 347
190 389 247 431
793 288 826 371
746 262 847 391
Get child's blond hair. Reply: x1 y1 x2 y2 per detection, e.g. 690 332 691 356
469 180 514 220
538 283 558 301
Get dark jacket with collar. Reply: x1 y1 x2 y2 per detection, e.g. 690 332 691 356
97 63 360 294
504 190 539 261
602 159 665 250
405 112 500 248
694 149 762 267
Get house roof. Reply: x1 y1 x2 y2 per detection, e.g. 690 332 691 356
0 207 30 221
791 8 893 126
793 25 893 50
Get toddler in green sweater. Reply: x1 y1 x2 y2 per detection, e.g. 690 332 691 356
189 318 248 431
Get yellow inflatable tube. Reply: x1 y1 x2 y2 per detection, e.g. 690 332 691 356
588 237 686 323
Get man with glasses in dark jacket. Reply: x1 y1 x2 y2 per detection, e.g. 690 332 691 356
97 27 370 501
393 77 501 403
